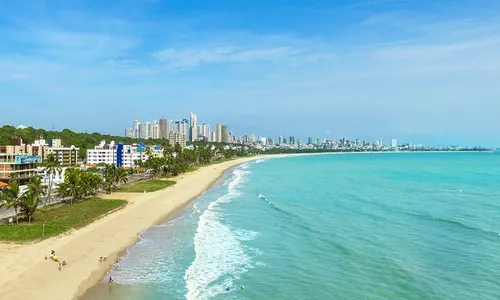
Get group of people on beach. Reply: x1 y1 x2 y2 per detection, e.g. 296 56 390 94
45 250 67 271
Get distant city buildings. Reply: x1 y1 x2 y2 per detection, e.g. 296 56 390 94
86 140 160 168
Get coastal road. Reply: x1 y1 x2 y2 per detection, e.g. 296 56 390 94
0 196 68 221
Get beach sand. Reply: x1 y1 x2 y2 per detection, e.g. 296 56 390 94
0 156 268 300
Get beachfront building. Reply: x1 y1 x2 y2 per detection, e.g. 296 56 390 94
168 132 187 148
0 151 41 184
86 140 157 168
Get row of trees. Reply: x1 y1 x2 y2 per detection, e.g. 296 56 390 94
137 143 253 178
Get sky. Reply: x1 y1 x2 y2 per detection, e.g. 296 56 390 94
1 0 500 147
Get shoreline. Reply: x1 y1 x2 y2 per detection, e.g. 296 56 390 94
0 155 271 300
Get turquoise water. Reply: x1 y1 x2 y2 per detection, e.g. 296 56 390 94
83 153 500 300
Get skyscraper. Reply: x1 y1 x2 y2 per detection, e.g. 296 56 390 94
202 124 210 141
159 119 168 139
391 139 397 148
189 112 198 142
221 125 228 143
278 136 283 145
289 136 295 145
152 121 160 139
133 120 141 138
215 123 222 143
308 137 313 145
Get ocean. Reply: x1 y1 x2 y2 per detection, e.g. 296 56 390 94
82 152 500 300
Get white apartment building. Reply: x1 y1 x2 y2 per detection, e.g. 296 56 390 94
86 140 150 168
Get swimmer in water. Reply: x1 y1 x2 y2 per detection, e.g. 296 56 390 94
225 287 230 292
241 284 246 290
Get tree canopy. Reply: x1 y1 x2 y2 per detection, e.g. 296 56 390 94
0 125 170 159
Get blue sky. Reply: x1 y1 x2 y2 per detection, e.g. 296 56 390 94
1 0 500 146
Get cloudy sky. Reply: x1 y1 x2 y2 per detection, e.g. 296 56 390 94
1 0 499 146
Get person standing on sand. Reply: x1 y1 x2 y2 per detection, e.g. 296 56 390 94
58 263 62 271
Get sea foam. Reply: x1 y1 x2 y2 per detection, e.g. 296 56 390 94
185 166 256 300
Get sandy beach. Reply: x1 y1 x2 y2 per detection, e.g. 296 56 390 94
0 155 268 300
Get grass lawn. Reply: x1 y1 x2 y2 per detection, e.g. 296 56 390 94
118 180 176 193
0 198 126 242
187 165 201 172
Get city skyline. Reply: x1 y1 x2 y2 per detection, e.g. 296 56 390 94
1 1 500 147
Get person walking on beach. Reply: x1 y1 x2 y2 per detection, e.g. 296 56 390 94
58 263 62 271
108 277 114 284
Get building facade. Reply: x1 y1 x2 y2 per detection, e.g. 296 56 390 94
168 132 187 148
86 140 150 168
0 152 41 184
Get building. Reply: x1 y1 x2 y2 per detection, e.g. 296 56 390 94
215 123 222 143
210 131 216 143
0 139 43 184
391 139 398 148
125 128 134 138
152 121 160 139
189 112 198 142
0 153 41 184
86 140 150 168
278 136 283 145
47 145 79 166
289 136 295 145
168 132 187 148
159 118 169 139
308 137 313 145
133 120 141 138
221 125 228 143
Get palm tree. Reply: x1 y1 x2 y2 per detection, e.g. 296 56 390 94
58 168 82 204
42 153 62 205
0 180 23 224
102 164 117 194
115 167 128 186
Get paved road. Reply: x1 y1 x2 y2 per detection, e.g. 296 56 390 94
0 195 68 220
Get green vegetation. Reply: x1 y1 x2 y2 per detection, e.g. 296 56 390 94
137 143 256 178
41 153 62 205
0 198 126 242
57 168 103 204
187 165 200 172
118 180 176 193
0 125 170 159
0 177 46 224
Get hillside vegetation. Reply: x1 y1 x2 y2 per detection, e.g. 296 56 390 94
0 125 169 159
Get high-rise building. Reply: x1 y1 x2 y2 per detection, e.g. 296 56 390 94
202 124 210 141
152 121 160 139
159 119 168 139
308 137 313 145
125 128 134 138
289 136 295 145
278 136 283 145
221 125 228 143
283 138 287 144
169 131 186 147
197 125 203 140
210 131 216 143
189 112 198 142
391 139 397 148
133 120 141 138
215 123 222 143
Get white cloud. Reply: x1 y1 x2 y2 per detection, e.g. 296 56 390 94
152 45 334 69
372 38 500 61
